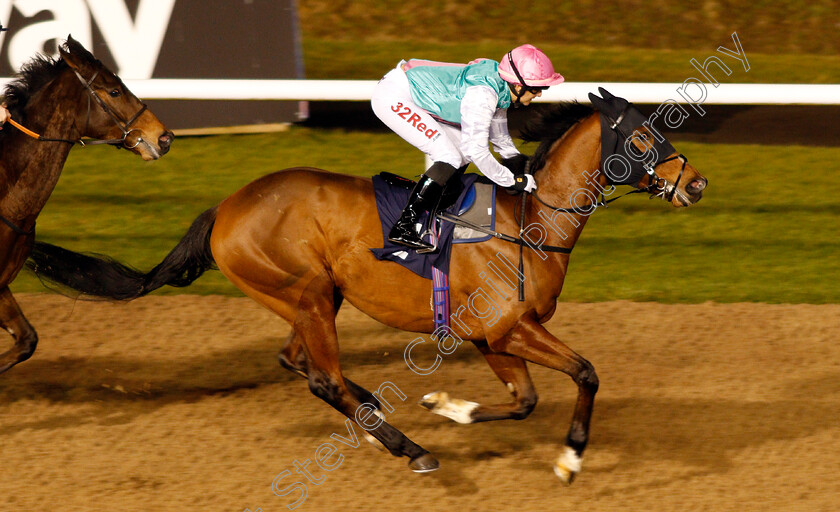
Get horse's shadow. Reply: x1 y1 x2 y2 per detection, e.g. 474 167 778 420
0 332 276 428
444 369 840 487
3 335 836 490
0 336 479 434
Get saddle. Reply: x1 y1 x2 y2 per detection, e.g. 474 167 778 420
378 172 495 242
379 172 466 213
370 172 496 280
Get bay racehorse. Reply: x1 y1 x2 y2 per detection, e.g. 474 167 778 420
26 89 706 483
0 37 173 374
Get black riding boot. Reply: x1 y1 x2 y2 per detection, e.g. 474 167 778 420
388 174 444 251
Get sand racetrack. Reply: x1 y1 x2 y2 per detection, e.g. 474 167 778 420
1 294 838 511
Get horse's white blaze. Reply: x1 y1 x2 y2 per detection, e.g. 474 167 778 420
420 391 478 424
553 447 582 483
140 139 161 160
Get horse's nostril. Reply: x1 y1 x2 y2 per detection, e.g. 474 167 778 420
158 132 173 149
688 178 707 193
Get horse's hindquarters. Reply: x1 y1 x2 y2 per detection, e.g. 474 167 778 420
209 168 378 324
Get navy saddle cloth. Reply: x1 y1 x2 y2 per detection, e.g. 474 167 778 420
370 172 485 279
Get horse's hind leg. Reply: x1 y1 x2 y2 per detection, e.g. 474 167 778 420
291 272 437 471
279 329 386 451
278 286 345 377
420 341 537 423
278 286 383 411
279 330 384 411
0 287 38 375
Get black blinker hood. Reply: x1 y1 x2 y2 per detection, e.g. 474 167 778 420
588 87 676 186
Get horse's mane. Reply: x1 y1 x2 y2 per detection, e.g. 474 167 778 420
1 38 98 135
519 102 595 173
3 55 66 115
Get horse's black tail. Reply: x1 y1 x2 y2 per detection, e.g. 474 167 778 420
26 206 218 300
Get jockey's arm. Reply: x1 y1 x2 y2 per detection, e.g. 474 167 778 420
489 107 520 160
459 86 519 188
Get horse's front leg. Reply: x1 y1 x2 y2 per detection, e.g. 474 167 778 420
420 340 538 423
489 313 599 484
0 287 39 375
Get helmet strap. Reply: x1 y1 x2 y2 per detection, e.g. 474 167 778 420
506 51 529 107
509 83 524 107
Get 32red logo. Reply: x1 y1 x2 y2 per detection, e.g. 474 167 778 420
391 102 439 140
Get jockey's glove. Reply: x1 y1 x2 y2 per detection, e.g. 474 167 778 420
510 174 537 193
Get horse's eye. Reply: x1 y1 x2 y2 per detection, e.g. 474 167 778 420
109 89 121 98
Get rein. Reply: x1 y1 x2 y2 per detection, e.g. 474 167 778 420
532 186 646 214
436 99 691 304
434 117 689 279
0 213 31 235
437 211 573 254
6 68 148 148
436 184 646 256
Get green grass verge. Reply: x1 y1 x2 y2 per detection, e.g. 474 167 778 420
303 39 840 84
298 1 840 56
10 129 840 303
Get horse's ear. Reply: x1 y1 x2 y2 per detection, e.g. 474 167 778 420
59 35 93 72
598 87 615 100
588 92 608 112
60 36 79 68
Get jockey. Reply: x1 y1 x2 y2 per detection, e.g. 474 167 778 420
371 44 565 251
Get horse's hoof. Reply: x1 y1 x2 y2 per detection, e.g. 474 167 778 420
419 391 478 424
419 391 448 410
553 447 582 485
409 453 440 473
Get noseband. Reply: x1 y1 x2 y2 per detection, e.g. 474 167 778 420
646 153 688 203
6 67 148 148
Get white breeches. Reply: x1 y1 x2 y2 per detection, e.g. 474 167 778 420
370 64 467 171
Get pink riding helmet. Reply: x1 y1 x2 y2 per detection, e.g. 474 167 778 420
498 44 565 87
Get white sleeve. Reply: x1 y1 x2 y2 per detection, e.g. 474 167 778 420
460 86 518 187
489 108 520 159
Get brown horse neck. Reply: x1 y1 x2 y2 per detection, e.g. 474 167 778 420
0 70 82 221
528 113 605 248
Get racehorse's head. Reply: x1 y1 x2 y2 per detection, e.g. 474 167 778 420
59 36 173 160
588 88 707 207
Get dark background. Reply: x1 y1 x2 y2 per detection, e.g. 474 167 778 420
1 0 305 129
304 102 840 147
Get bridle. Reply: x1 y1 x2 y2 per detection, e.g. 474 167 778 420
1 66 149 236
71 68 149 148
442 101 691 304
532 106 690 215
440 106 692 255
603 105 689 204
6 67 148 149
